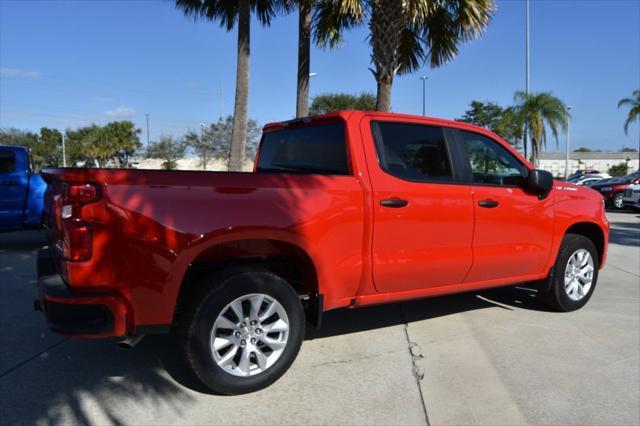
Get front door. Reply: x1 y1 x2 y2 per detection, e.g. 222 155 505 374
365 118 475 293
455 130 554 283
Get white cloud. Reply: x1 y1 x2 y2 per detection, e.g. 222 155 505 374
0 67 41 78
104 106 136 119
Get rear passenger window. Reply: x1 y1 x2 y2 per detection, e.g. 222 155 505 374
373 122 453 182
257 122 349 175
0 150 16 174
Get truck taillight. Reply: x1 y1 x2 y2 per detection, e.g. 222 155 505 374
57 183 99 262
62 220 91 261
67 184 98 203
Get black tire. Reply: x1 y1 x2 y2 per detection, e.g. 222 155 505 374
612 192 624 210
178 267 305 395
539 234 599 312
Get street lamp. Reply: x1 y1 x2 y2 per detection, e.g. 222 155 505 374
420 76 428 116
565 105 572 179
309 72 318 78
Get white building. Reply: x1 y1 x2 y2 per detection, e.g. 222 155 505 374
538 151 639 178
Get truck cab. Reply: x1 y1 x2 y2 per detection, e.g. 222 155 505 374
0 146 47 232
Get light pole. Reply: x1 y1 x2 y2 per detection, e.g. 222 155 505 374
145 114 150 144
565 105 572 179
61 132 67 167
420 76 428 116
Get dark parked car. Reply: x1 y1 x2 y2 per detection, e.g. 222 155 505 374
590 171 640 209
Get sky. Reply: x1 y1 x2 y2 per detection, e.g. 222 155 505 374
1 0 639 152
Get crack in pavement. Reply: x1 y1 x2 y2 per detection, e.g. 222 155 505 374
399 304 430 426
0 338 68 379
605 262 640 278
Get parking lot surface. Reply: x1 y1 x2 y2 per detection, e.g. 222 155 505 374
1 212 638 425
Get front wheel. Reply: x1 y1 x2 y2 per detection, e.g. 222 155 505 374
178 269 305 395
539 234 599 312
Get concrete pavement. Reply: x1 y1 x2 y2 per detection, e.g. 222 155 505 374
1 212 638 425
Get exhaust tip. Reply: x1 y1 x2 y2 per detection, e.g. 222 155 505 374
117 334 145 349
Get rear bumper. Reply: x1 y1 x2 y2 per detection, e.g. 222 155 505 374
35 248 128 338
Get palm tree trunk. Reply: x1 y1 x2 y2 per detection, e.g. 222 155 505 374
376 77 393 112
531 136 539 167
296 1 311 118
370 0 403 112
229 0 250 172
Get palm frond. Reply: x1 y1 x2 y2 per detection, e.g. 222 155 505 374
313 0 365 48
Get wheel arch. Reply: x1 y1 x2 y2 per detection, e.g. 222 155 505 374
173 238 321 327
564 221 606 266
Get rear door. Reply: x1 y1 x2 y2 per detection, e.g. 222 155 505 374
453 130 554 283
0 148 29 228
363 118 474 293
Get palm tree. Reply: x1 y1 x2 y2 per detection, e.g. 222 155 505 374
296 0 313 117
618 90 640 145
513 91 570 167
314 0 494 112
176 0 285 171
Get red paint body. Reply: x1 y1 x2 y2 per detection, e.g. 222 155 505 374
38 111 609 338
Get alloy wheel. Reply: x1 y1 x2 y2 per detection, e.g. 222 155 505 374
210 293 289 377
564 249 594 301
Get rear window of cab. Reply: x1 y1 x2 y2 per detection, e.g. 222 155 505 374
257 122 349 175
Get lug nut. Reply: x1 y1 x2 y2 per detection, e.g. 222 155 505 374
255 328 262 334
234 331 241 338
250 320 257 326
240 322 246 328
250 338 256 344
241 339 246 346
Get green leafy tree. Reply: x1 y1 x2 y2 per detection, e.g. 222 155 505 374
573 147 592 152
309 92 376 115
37 128 63 168
617 89 639 144
101 121 142 167
183 130 216 170
145 135 187 170
619 146 639 152
0 128 39 148
314 0 494 111
184 116 262 170
608 162 629 177
65 125 101 167
457 101 522 148
513 91 570 166
64 122 141 168
176 0 286 171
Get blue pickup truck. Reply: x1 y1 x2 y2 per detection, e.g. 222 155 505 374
0 146 47 232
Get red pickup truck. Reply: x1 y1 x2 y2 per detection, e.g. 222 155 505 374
36 111 609 394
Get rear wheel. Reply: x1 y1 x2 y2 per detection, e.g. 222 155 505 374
539 234 599 312
178 268 305 394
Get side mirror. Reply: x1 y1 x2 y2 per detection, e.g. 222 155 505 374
527 169 553 196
